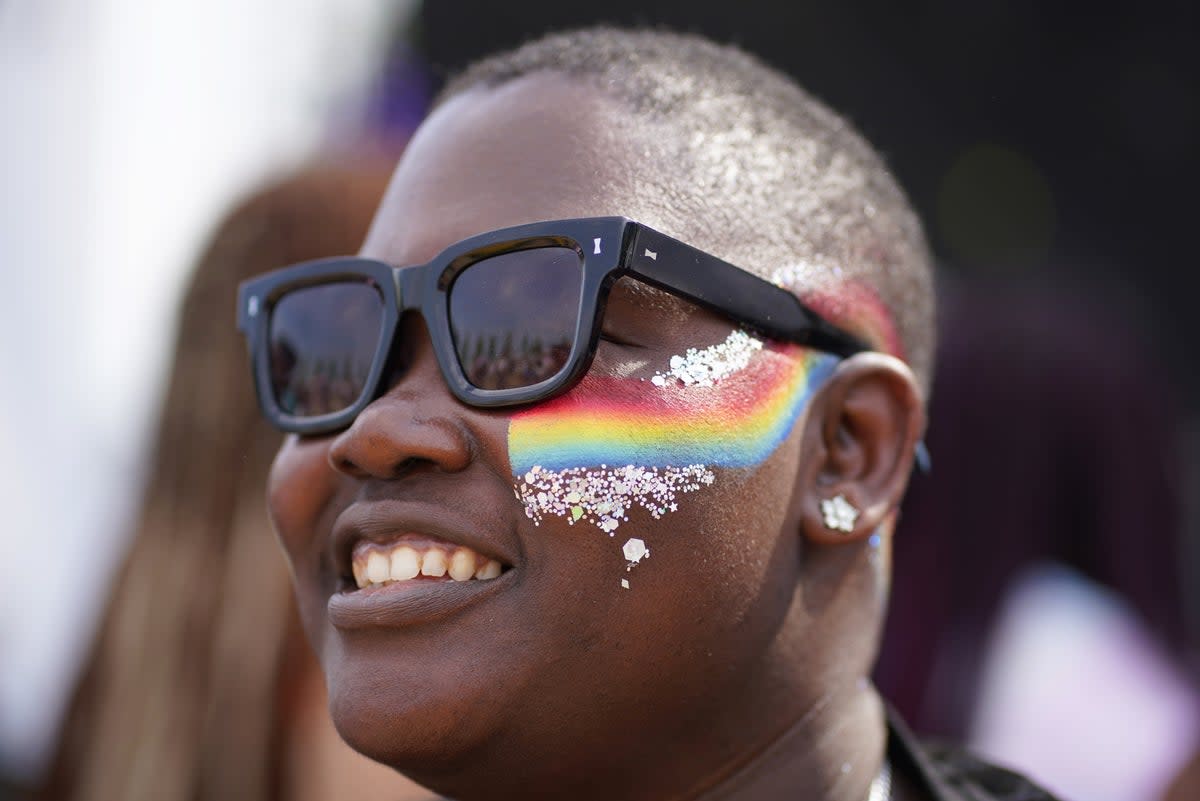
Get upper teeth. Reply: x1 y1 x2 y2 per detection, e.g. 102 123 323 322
352 541 503 589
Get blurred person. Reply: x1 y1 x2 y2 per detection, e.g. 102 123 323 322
38 163 429 801
241 28 1058 800
878 280 1196 801
882 279 1191 736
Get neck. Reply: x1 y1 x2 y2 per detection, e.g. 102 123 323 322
414 674 889 801
688 679 887 801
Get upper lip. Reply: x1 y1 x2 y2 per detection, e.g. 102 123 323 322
330 499 520 583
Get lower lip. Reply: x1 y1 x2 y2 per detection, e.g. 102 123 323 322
328 571 514 630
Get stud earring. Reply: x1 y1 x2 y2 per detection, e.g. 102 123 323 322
821 494 859 533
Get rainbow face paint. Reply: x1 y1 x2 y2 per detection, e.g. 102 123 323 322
510 330 839 534
510 342 838 475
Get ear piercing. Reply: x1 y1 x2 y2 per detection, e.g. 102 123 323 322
821 494 859 533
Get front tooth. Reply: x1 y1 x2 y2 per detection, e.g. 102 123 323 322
421 549 448 577
352 559 368 589
366 551 390 584
390 546 420 581
448 549 476 582
475 559 502 580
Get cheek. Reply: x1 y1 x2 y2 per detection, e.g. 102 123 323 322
507 335 837 555
267 435 336 560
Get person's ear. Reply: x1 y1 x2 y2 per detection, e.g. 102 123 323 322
796 353 925 545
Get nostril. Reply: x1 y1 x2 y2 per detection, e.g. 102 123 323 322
333 455 368 478
390 456 429 480
325 373 475 479
331 452 435 480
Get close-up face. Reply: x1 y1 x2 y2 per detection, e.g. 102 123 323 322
265 74 841 791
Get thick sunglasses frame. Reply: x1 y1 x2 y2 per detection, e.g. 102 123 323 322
237 216 869 436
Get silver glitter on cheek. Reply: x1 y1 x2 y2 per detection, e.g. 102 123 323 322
650 329 763 388
622 537 649 565
516 463 716 534
513 330 764 586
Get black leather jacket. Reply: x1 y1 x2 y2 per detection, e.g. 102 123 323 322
889 711 1061 801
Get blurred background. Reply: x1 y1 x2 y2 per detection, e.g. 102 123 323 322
1 2 1196 800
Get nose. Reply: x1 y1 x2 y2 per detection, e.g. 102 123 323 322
327 314 474 479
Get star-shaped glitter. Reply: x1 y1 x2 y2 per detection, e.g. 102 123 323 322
820 494 859 533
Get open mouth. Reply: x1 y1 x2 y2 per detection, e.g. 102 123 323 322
330 534 516 630
347 537 509 590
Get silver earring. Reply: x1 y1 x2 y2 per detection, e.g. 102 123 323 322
821 494 859 533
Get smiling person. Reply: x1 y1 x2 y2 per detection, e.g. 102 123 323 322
238 28 1058 801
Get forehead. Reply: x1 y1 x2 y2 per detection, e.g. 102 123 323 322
362 73 671 267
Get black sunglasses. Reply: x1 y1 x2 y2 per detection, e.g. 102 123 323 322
237 217 869 436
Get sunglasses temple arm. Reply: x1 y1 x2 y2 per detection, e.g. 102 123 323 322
624 226 930 476
624 225 869 356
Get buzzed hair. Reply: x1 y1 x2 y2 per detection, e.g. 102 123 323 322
439 27 936 387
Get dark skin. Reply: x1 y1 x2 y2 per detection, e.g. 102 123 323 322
267 73 927 801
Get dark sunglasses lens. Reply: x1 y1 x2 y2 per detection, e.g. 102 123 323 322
267 281 384 418
450 247 583 390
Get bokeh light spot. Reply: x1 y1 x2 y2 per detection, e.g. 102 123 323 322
936 143 1056 272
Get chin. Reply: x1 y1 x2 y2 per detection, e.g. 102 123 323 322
321 633 511 778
